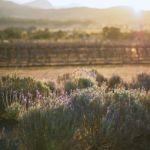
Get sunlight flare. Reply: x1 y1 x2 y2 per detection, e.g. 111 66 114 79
131 5 142 16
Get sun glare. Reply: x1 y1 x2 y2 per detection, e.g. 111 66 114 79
133 7 141 14
130 4 142 15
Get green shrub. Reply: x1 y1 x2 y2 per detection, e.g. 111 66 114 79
2 27 22 39
108 75 122 88
0 75 51 120
132 73 150 91
46 81 56 92
30 30 51 40
1 72 150 150
102 90 150 150
69 88 108 149
77 78 93 89
64 81 77 94
4 102 22 121
19 108 49 150
102 27 122 40
0 92 20 120
0 75 50 96
69 88 150 150
17 87 150 150
19 107 77 150
96 73 107 86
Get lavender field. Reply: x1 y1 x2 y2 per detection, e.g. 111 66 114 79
0 69 150 150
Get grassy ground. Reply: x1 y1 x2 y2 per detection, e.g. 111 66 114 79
0 65 150 82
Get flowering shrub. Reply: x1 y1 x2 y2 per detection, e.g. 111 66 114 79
46 81 56 92
131 73 150 91
64 81 77 94
0 75 51 119
19 87 150 150
108 75 122 89
1 70 150 150
77 78 93 89
0 75 50 98
96 73 107 86
102 90 150 150
4 102 22 121
19 107 78 150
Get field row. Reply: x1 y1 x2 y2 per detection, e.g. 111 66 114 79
1 41 150 66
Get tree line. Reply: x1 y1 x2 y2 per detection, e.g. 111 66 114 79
0 27 150 41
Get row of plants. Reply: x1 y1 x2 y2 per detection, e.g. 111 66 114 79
1 71 150 121
1 27 150 41
0 70 150 150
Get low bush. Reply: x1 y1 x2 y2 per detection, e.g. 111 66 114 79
0 75 50 98
96 73 107 86
77 78 93 89
108 75 122 89
1 72 150 150
0 93 21 120
102 90 150 150
46 81 56 92
0 75 50 115
131 73 150 91
4 102 22 121
19 87 150 150
19 107 78 150
64 81 77 94
0 75 52 123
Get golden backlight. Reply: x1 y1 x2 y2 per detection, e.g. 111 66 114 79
131 5 142 15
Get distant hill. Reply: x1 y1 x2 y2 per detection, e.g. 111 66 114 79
1 0 150 28
24 0 52 9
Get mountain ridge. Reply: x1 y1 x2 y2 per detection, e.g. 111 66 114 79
1 0 150 28
24 0 52 9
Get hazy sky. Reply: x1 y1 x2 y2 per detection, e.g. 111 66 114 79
9 0 150 10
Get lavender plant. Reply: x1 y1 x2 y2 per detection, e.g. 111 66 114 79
1 71 150 150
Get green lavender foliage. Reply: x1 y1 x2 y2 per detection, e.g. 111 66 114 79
0 75 50 114
19 87 150 150
19 107 78 150
108 75 122 88
102 90 150 150
77 78 93 89
96 73 107 86
64 81 77 94
0 75 50 97
1 71 150 150
131 73 150 91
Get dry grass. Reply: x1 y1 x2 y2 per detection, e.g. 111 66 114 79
0 65 150 82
